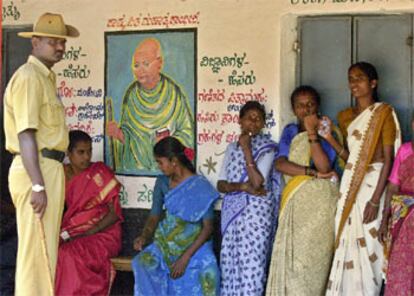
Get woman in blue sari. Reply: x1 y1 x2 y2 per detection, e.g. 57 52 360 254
132 137 220 296
218 101 281 295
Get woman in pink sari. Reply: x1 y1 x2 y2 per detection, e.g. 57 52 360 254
55 130 123 296
379 115 414 295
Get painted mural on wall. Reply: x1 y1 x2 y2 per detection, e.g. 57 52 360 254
104 29 197 176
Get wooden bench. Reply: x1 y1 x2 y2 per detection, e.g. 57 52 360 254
111 256 133 272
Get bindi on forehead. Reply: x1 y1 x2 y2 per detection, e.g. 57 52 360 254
245 110 261 118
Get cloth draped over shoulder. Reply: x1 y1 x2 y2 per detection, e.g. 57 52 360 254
132 175 220 296
384 143 414 296
60 162 123 238
114 73 194 173
327 102 401 296
220 134 281 235
220 134 281 296
335 103 399 246
266 124 340 296
55 162 123 296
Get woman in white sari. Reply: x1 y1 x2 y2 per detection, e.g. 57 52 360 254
324 62 401 295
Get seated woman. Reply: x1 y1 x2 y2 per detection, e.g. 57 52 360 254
266 86 342 296
55 130 123 296
133 173 169 255
132 137 220 296
378 114 414 295
218 101 280 296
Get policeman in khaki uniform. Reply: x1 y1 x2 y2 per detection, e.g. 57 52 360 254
3 13 79 295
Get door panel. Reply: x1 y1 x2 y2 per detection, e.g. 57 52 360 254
299 17 352 121
355 15 412 141
0 26 32 295
2 27 32 91
299 15 413 141
1 27 32 204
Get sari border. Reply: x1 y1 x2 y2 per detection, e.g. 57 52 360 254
99 178 119 201
279 175 311 216
239 142 278 182
62 162 121 235
221 195 249 235
224 142 277 197
335 103 392 248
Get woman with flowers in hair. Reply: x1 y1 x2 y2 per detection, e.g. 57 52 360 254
132 136 220 296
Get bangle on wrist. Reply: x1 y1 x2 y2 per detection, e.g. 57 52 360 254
305 166 316 177
246 162 256 168
368 200 380 208
308 138 320 144
338 147 345 157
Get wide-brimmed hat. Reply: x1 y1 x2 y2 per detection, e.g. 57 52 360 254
18 12 79 39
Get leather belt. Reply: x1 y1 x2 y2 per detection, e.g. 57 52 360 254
13 148 65 163
40 148 65 162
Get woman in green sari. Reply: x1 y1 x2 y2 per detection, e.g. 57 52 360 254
266 86 342 296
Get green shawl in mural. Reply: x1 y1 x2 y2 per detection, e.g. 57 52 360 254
114 73 194 173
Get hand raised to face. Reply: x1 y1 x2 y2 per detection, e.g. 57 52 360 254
238 132 252 150
303 113 319 133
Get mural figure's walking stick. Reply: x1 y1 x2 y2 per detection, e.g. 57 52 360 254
106 97 117 171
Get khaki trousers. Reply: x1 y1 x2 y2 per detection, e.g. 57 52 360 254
9 156 64 296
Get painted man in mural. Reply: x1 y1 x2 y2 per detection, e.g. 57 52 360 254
107 37 194 173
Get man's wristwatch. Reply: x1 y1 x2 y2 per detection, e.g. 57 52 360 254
32 184 45 192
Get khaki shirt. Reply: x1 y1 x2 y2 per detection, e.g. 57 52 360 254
4 55 68 153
